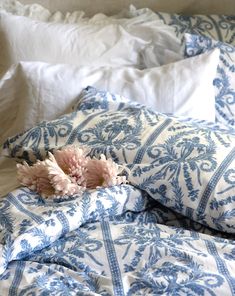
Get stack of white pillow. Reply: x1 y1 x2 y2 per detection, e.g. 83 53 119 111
0 1 219 145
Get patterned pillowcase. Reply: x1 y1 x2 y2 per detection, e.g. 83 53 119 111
155 12 235 45
2 86 235 234
184 33 235 128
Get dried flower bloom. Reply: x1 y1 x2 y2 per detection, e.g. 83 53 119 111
46 152 84 196
16 146 127 198
53 145 88 187
85 154 127 189
17 160 55 197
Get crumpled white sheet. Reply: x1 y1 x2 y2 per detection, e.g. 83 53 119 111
0 9 182 79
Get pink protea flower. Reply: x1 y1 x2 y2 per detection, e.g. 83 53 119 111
53 145 88 187
46 152 84 196
85 154 127 189
17 160 55 197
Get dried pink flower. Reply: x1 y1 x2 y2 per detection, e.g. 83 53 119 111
46 152 84 196
17 160 55 197
85 154 127 189
53 145 88 187
16 146 127 198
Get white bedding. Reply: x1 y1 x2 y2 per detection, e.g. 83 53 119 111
0 10 182 78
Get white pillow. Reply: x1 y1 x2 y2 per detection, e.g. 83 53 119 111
0 12 140 74
0 49 219 144
0 11 182 76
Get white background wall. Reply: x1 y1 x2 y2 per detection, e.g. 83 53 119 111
19 0 235 15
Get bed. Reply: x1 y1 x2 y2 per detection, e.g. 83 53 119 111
0 0 235 295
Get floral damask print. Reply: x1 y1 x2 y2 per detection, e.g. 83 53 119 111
3 112 77 162
156 12 235 46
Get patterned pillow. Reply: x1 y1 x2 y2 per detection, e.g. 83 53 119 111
184 33 235 128
155 12 235 45
2 86 235 234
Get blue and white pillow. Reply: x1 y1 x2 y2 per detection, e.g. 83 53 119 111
3 86 235 234
155 12 235 45
184 33 235 128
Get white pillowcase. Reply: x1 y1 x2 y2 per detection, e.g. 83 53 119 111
0 12 141 74
0 49 219 144
0 11 182 76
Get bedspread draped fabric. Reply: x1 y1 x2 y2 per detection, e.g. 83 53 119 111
1 87 235 295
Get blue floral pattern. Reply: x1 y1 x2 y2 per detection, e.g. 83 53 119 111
184 33 235 128
155 12 235 45
1 86 235 294
0 188 234 294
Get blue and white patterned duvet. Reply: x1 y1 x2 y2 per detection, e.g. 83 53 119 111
1 87 235 295
1 186 235 295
